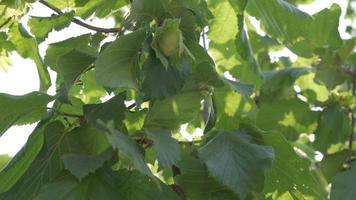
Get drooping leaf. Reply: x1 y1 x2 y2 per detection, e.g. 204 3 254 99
213 85 258 130
261 132 328 199
175 145 239 200
95 29 146 89
199 130 274 199
44 34 93 70
57 49 96 90
141 52 186 100
84 92 126 130
144 91 203 130
256 97 319 138
261 67 310 98
61 150 112 180
0 121 87 199
246 0 342 57
314 104 351 153
0 121 48 193
0 92 53 136
146 129 180 168
35 168 179 200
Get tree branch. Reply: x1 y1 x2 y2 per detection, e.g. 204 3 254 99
39 0 124 34
0 17 12 29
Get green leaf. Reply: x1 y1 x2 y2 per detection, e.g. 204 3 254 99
28 12 74 42
76 0 126 19
95 29 146 89
261 132 327 199
320 150 353 182
314 51 348 90
330 161 356 200
261 67 310 98
144 91 203 130
146 129 180 168
314 104 351 153
97 121 153 178
57 49 96 90
61 150 112 180
141 52 185 100
44 34 93 70
199 130 274 199
221 78 254 99
84 92 126 129
175 146 238 200
69 123 110 155
213 85 257 130
35 168 179 200
0 92 53 136
256 98 319 138
246 0 342 57
0 121 87 199
234 16 263 87
123 0 166 27
9 23 51 91
0 121 48 193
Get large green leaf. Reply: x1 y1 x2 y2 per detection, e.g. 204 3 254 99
84 92 126 130
141 52 185 100
61 150 112 180
330 161 356 200
57 49 96 90
0 121 48 193
35 168 179 200
314 104 351 153
256 97 319 138
44 34 93 70
144 91 203 130
199 130 274 199
146 129 180 168
261 132 327 199
213 85 258 130
261 67 310 98
246 0 342 57
68 123 110 155
0 92 53 136
0 121 86 199
95 29 146 89
175 145 239 200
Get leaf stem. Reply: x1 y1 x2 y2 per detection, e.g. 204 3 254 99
38 0 125 34
0 17 12 29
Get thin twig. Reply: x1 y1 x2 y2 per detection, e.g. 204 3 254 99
39 0 124 34
0 17 12 29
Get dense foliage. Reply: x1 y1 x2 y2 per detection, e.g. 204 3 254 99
0 0 355 199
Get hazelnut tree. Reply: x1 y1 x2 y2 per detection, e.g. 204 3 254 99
0 0 355 199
